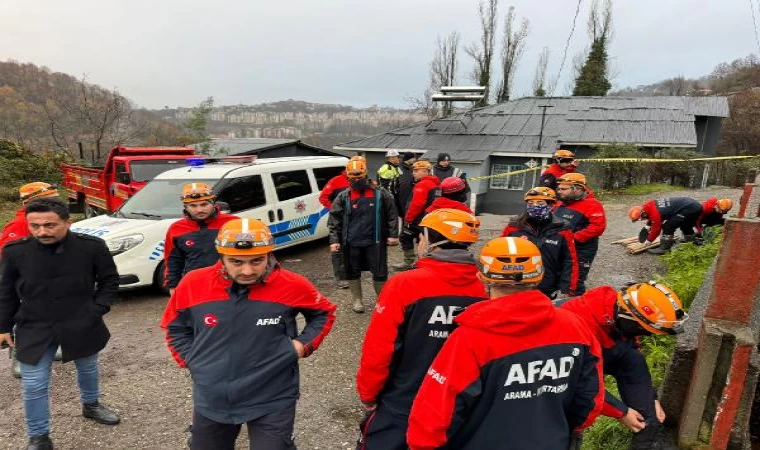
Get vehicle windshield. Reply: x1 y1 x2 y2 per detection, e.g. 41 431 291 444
129 159 192 182
117 178 217 220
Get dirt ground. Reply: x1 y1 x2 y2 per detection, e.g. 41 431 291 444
0 187 743 450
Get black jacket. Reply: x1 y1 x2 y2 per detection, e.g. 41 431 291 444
501 215 579 296
395 162 415 216
328 187 398 246
0 232 119 364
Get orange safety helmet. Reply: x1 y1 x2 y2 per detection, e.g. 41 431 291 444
419 208 480 245
628 206 643 222
181 182 216 203
556 172 587 188
346 159 368 179
617 281 687 335
349 155 366 162
19 182 58 204
524 187 557 203
716 198 733 213
412 160 433 172
477 237 544 285
554 149 575 160
215 218 274 256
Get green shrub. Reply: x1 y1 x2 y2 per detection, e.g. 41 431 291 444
0 139 71 202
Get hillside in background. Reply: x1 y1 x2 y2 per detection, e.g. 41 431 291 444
0 60 182 161
154 100 429 150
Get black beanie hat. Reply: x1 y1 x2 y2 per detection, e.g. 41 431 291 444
402 152 416 162
437 153 451 163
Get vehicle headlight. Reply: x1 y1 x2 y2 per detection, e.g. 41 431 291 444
106 234 144 255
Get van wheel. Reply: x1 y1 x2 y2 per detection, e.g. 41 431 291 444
84 204 102 219
153 262 170 296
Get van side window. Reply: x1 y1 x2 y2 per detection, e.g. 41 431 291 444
216 175 266 213
313 166 345 190
272 170 311 201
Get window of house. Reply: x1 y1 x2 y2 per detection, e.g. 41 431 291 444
313 166 345 190
489 164 526 190
216 175 267 213
272 170 312 201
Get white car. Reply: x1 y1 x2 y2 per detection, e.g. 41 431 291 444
71 155 348 290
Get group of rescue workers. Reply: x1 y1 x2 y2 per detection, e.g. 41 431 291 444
0 147 734 450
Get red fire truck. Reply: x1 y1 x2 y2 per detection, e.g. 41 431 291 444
61 146 197 217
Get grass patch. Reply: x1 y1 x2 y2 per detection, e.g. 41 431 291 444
596 183 687 200
582 229 723 449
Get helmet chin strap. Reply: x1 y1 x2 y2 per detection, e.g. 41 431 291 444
422 228 450 255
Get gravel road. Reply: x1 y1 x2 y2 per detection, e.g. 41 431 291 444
0 186 743 450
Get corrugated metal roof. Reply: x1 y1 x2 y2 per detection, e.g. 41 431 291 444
336 96 730 162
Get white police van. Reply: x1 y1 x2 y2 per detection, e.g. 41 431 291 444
71 155 347 290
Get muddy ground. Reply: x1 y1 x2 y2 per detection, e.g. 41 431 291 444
0 187 743 450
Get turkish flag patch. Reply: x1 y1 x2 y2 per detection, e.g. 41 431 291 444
642 305 655 315
185 240 195 247
203 313 218 328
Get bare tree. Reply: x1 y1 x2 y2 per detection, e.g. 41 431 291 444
43 76 140 161
588 0 613 42
496 6 529 103
533 47 550 97
409 32 460 118
662 76 689 96
465 0 498 105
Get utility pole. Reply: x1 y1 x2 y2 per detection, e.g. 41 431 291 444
537 104 554 151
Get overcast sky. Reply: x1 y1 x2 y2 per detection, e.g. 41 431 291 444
0 0 755 109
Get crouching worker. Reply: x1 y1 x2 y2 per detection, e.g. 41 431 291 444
559 282 688 450
628 197 703 254
407 237 604 450
355 209 487 450
161 218 336 450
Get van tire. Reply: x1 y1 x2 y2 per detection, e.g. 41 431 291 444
84 204 102 218
153 262 170 296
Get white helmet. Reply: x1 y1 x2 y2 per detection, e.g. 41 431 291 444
386 149 400 158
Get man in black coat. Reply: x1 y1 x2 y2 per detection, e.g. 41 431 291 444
394 152 417 218
0 198 120 450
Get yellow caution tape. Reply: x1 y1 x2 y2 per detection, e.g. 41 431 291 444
468 154 760 182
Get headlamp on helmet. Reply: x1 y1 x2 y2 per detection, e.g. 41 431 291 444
216 219 274 256
477 237 544 285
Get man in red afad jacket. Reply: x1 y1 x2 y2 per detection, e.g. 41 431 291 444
559 282 687 450
407 237 604 450
394 160 440 271
554 173 606 293
0 182 59 253
627 197 703 255
161 219 336 450
164 182 237 295
424 177 472 214
696 198 733 234
540 149 579 191
319 168 351 289
356 209 486 450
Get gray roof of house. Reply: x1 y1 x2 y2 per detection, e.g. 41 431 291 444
335 96 730 162
197 138 299 154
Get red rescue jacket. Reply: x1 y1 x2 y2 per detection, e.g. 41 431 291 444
356 251 487 414
163 210 238 288
161 260 336 424
0 208 29 254
407 290 604 450
641 197 703 242
424 197 472 214
319 172 350 209
405 176 440 223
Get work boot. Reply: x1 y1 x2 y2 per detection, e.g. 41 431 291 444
336 279 349 289
82 401 120 425
392 249 416 271
11 347 21 379
682 234 695 242
629 423 678 450
26 434 53 450
372 281 386 297
348 279 365 313
648 235 675 255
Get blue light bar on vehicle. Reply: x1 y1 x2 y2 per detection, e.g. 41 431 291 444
187 158 206 166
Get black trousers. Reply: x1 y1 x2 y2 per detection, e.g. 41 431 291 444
191 407 296 450
356 407 408 450
331 250 345 281
661 211 701 237
344 244 388 282
604 342 657 424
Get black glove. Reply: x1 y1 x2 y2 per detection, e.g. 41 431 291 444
638 227 649 244
402 223 416 237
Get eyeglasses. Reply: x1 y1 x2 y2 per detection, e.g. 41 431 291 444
558 158 575 164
